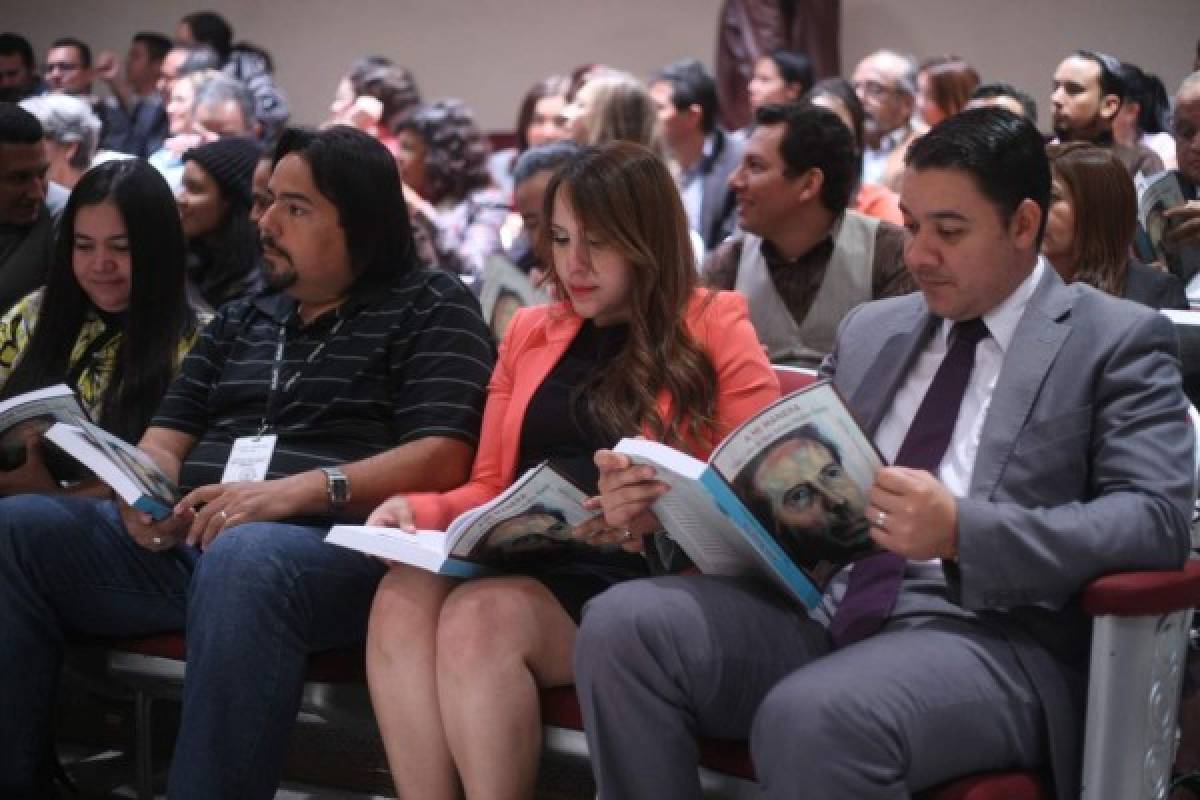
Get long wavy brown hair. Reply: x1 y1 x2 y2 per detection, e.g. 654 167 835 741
539 141 717 450
1046 142 1135 296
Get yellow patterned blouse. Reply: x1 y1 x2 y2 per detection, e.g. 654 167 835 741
0 289 202 421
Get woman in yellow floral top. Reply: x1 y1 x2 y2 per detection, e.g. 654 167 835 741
0 159 201 496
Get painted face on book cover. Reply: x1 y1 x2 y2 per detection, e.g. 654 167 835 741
72 201 133 313
900 166 1039 322
550 189 633 327
752 436 869 558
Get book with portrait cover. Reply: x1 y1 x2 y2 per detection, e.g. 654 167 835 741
1133 170 1187 269
43 419 181 520
617 380 883 609
326 461 601 578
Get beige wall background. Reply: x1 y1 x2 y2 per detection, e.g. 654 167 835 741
6 0 1198 133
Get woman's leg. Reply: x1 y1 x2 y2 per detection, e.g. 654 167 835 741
366 564 460 800
436 576 579 800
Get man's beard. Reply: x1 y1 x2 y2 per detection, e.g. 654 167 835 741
260 235 298 290
1054 108 1110 143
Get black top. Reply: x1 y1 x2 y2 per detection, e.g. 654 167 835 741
152 268 496 507
517 319 630 494
512 319 648 591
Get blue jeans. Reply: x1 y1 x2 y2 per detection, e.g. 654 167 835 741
0 494 385 799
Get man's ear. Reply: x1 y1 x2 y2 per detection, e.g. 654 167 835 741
1011 197 1042 250
63 141 80 166
1100 93 1122 123
792 167 825 205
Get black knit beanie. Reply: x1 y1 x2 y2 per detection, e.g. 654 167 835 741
183 136 261 208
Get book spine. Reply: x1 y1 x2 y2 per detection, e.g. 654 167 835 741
132 494 174 522
698 469 822 609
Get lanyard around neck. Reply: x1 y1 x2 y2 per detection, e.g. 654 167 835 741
259 313 346 437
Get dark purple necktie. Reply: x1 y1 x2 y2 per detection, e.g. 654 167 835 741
828 318 989 647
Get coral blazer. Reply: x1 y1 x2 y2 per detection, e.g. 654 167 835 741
406 289 780 531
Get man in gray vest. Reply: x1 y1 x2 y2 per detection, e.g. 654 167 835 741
703 102 910 368
0 103 67 316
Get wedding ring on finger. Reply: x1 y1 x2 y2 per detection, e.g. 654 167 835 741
152 536 163 546
874 510 888 530
217 509 230 527
621 529 633 542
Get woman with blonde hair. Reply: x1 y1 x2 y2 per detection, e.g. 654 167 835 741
364 140 778 799
569 70 664 157
1044 142 1186 308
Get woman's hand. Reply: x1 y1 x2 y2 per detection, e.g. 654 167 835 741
574 448 670 553
366 495 416 530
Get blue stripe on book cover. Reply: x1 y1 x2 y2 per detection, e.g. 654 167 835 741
698 468 823 609
133 495 174 522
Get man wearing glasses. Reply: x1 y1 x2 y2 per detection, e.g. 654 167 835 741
852 50 919 192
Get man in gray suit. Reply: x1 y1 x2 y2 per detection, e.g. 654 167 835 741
575 108 1194 799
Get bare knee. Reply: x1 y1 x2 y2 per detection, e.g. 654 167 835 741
367 565 452 659
436 580 545 674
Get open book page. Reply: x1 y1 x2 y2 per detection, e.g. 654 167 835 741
0 384 89 472
43 420 180 519
1135 171 1186 266
708 381 883 590
325 526 486 578
478 255 550 341
443 462 596 569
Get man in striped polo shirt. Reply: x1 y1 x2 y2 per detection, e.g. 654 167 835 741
0 126 496 799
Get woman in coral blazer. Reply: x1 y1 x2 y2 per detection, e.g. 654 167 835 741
364 141 778 800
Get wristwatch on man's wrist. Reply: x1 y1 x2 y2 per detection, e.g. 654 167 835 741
320 466 350 512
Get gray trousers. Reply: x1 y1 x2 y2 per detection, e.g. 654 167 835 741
574 575 1047 799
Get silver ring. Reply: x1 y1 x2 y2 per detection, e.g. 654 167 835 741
874 510 887 529
621 529 633 542
217 510 229 522
152 536 163 546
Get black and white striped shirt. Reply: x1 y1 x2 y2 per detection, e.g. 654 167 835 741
152 268 496 494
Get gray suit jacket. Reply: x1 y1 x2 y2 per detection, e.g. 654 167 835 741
697 128 743 251
822 266 1195 800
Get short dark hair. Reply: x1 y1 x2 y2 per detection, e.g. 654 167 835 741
0 33 35 70
906 107 1050 245
1117 61 1170 135
182 11 233 63
50 37 91 69
0 101 43 145
1073 49 1125 102
767 49 814 95
351 64 422 129
970 82 1038 124
653 58 718 132
276 125 418 287
512 139 581 187
754 102 859 216
133 32 173 64
394 99 492 204
178 44 221 76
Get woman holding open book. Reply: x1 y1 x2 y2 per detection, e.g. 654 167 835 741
364 140 778 799
0 159 200 496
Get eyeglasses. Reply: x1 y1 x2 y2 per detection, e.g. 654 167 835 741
44 62 81 74
854 80 902 99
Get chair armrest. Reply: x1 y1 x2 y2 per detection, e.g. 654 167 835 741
1080 558 1200 617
